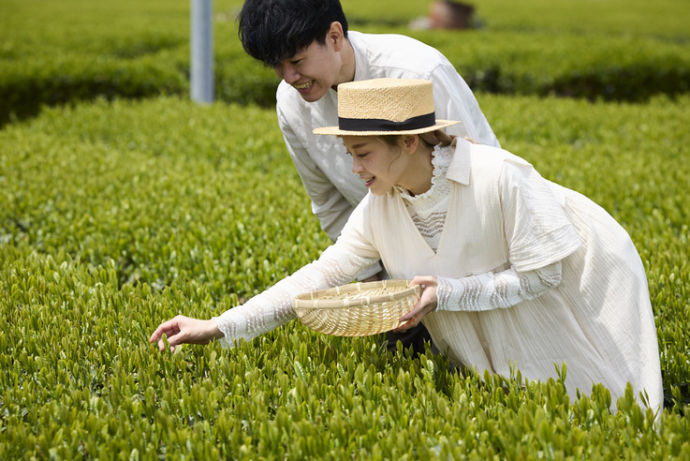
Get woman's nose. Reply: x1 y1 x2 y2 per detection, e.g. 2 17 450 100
351 156 363 174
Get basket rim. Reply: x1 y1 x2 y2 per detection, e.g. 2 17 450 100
294 279 421 310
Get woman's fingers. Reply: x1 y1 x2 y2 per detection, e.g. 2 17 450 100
409 275 436 288
399 298 427 322
396 300 427 330
150 316 221 352
149 316 181 343
155 327 185 352
396 277 438 331
150 316 186 351
168 325 194 347
395 312 426 331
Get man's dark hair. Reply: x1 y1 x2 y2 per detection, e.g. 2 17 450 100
238 0 349 67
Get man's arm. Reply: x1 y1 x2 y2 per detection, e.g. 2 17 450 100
277 104 382 280
277 105 354 241
428 62 500 148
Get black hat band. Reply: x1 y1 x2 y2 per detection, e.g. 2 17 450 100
338 112 436 132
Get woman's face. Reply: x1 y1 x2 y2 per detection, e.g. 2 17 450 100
342 136 410 196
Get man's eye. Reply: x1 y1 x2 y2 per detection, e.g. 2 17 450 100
345 151 352 156
357 153 369 158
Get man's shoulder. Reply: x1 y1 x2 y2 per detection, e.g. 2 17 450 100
350 30 448 76
276 80 315 125
276 80 301 107
351 30 438 52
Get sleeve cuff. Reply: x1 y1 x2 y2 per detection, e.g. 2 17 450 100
435 276 464 312
213 317 234 349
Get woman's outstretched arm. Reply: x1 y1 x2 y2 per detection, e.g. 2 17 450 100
149 199 380 351
149 246 378 352
212 247 377 348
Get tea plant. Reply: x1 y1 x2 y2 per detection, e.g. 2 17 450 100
1 94 688 458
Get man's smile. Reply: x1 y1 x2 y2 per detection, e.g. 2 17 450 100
293 80 314 90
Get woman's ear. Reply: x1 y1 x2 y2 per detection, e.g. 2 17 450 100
401 135 419 154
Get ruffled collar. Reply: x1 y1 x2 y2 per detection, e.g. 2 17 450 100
397 144 453 207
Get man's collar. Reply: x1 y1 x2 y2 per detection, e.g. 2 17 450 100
349 31 369 82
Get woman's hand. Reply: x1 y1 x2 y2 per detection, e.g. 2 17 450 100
149 315 223 352
394 276 438 332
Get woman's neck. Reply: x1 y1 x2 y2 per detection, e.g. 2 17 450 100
398 144 434 196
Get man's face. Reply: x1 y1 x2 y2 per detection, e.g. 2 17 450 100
273 39 343 103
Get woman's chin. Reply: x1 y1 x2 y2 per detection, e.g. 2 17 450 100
370 186 393 196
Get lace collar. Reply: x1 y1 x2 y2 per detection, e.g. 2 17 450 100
396 144 453 207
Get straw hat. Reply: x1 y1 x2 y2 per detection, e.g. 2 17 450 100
313 78 460 136
294 280 422 336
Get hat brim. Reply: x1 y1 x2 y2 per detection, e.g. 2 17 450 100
313 120 460 136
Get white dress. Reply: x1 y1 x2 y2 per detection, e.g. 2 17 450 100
215 140 663 413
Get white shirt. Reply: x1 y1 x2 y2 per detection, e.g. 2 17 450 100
276 31 499 247
216 140 663 412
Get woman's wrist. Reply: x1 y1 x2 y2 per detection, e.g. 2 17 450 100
208 318 225 340
435 276 463 311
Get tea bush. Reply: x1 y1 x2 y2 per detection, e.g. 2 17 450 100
1 94 688 458
411 30 690 101
2 0 688 457
2 0 689 125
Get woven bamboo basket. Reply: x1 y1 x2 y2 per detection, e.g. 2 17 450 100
294 280 422 336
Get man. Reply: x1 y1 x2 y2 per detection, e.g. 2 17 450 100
238 0 500 353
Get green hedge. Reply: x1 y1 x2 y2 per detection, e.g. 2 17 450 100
410 30 690 101
1 94 688 458
345 0 690 38
2 0 689 125
0 55 188 124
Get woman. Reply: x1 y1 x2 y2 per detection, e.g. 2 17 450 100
150 78 663 413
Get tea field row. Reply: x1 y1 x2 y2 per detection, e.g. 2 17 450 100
1 93 688 458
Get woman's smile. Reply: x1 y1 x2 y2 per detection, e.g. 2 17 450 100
362 176 376 187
